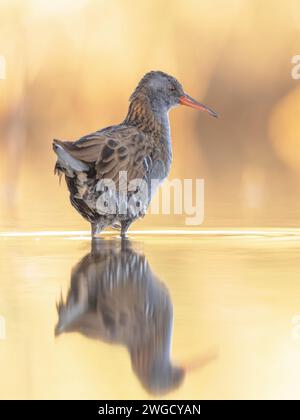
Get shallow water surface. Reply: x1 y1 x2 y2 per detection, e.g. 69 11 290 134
0 229 300 399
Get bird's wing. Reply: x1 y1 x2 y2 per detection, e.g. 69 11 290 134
95 128 156 189
54 128 113 163
57 126 156 189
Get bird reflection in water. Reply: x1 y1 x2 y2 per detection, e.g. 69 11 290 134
55 239 185 395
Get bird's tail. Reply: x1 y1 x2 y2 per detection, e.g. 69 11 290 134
53 139 89 173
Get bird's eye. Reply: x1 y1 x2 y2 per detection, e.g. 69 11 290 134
169 85 176 92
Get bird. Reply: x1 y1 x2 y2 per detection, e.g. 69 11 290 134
53 71 218 237
55 239 185 395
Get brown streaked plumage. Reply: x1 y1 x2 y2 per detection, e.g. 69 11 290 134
53 71 217 237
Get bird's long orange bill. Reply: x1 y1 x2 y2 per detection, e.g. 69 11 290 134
179 94 218 118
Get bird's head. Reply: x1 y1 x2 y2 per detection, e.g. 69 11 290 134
130 70 218 117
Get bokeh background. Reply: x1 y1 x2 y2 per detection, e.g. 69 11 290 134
0 0 300 231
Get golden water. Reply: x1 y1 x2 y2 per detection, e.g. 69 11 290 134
0 229 300 399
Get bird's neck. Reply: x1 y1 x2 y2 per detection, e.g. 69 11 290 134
124 96 170 137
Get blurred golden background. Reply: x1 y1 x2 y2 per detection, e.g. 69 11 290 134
0 0 300 231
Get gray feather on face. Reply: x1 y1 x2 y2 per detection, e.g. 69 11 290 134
130 71 185 110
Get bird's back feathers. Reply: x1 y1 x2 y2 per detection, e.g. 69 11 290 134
53 125 157 188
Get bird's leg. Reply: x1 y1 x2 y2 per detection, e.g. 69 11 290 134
91 222 102 238
120 220 133 238
91 236 104 255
